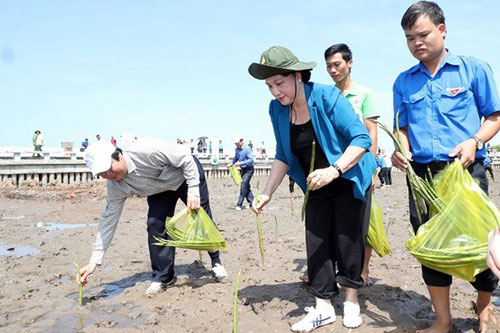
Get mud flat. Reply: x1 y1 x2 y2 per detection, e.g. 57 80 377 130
1 172 499 332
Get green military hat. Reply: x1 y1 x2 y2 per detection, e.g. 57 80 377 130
248 46 316 80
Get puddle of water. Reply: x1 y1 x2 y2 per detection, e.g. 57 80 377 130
67 284 125 302
0 244 39 257
35 222 97 232
47 305 149 332
102 265 113 273
2 215 26 220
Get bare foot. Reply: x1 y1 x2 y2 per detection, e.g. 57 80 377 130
416 320 453 333
479 305 498 333
299 275 309 285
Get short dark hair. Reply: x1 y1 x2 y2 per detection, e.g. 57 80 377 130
300 70 311 83
401 1 445 30
111 147 122 161
324 43 352 62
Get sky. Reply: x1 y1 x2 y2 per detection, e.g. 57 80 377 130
1 0 500 154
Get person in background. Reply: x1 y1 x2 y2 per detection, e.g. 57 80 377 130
111 136 117 147
382 149 393 186
324 42 380 286
77 140 227 296
81 138 89 152
190 139 195 154
35 130 44 158
228 135 255 211
32 130 39 157
249 45 376 330
96 134 101 141
248 140 254 150
391 2 500 331
377 151 387 187
218 139 224 157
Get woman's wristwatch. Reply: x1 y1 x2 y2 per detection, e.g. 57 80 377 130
332 162 343 176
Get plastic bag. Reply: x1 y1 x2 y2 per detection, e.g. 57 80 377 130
230 165 242 186
367 194 391 257
406 160 500 281
154 207 227 251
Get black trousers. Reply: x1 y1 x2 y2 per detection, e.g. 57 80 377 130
146 156 220 283
305 180 365 299
237 166 255 207
409 160 498 291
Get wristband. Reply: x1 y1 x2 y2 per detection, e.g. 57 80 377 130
332 163 343 176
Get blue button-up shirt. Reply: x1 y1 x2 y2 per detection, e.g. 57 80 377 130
232 145 254 169
393 52 500 164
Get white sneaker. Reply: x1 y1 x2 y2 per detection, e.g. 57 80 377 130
212 263 227 282
343 301 362 328
144 278 175 296
235 206 242 211
291 306 336 332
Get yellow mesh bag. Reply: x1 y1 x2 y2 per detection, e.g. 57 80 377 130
367 194 391 258
154 207 227 251
230 165 242 186
406 160 500 281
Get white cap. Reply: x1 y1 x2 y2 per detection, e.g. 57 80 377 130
233 134 243 143
84 141 116 176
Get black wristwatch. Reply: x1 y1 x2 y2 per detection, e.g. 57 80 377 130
471 136 484 150
332 162 343 176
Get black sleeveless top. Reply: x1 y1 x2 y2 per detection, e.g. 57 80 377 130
290 120 352 196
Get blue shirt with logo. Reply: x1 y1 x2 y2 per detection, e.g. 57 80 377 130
393 52 500 164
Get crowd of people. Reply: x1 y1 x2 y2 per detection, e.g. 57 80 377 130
75 2 500 332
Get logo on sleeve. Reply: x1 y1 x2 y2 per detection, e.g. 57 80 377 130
446 87 465 96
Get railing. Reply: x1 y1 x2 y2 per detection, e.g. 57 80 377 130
0 155 273 187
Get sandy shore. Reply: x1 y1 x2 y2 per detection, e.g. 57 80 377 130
1 170 500 332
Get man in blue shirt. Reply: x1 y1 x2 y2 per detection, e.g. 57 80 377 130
229 135 255 210
391 2 500 332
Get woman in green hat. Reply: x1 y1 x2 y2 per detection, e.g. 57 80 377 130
249 46 377 331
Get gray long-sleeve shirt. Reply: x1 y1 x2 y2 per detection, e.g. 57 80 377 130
90 139 200 265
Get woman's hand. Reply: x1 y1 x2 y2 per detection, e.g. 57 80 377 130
307 166 338 191
77 263 97 287
252 194 270 214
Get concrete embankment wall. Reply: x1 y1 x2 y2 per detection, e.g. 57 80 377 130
0 157 272 187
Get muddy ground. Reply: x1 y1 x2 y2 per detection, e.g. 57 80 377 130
1 170 500 332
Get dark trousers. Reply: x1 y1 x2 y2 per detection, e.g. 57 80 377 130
237 166 255 207
305 181 365 299
409 160 498 291
383 167 392 185
146 157 220 283
378 168 386 185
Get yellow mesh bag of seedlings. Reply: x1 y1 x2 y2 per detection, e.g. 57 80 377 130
154 208 227 251
406 160 500 281
230 164 242 186
367 194 391 258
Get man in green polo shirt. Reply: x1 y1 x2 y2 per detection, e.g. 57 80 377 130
325 43 379 286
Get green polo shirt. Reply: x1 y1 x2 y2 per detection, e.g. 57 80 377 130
345 81 379 120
